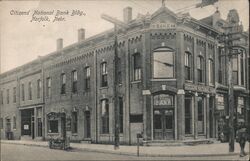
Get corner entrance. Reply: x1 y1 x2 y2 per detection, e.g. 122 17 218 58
153 93 175 140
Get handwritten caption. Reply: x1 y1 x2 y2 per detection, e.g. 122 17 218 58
10 10 86 23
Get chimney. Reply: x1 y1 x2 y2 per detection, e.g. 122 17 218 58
78 28 85 42
123 7 132 23
57 38 63 51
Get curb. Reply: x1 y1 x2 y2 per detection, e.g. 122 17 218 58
1 141 249 158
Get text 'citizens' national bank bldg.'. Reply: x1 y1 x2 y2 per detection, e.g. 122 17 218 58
0 5 249 144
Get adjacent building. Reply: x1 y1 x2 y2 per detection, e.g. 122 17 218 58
0 5 249 144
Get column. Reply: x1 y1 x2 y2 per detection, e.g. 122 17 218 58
206 94 210 138
194 93 198 139
176 30 185 140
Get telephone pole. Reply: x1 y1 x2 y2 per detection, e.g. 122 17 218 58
101 14 127 150
219 23 243 152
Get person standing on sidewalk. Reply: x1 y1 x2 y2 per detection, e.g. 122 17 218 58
236 121 247 157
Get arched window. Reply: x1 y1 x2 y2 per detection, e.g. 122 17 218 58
153 48 174 78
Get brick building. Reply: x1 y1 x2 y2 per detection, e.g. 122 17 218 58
0 6 249 144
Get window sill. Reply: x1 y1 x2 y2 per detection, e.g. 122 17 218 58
48 132 59 134
72 133 78 136
197 82 205 85
131 80 141 84
99 87 108 90
100 134 110 136
185 80 193 83
150 78 176 81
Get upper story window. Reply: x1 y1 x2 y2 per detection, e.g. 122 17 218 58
28 82 32 100
153 48 174 79
218 48 224 84
21 84 25 101
232 50 246 86
61 73 66 94
101 62 108 87
197 56 204 83
208 59 214 85
13 87 16 103
85 67 91 90
101 99 109 134
46 77 51 97
6 89 9 104
72 70 78 93
37 79 41 98
185 52 192 80
0 91 3 104
133 53 141 81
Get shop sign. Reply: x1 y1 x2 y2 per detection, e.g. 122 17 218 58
150 22 176 29
154 94 173 106
184 84 215 93
216 94 224 110
24 125 29 130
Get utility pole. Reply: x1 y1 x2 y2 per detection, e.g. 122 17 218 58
219 23 243 152
101 14 127 150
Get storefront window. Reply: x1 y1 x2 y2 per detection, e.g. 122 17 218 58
48 120 58 133
185 95 192 134
197 96 204 134
237 97 245 120
153 48 174 78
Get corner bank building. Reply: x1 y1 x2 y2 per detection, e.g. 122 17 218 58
0 6 249 144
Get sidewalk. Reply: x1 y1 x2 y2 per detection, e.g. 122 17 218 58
1 139 249 157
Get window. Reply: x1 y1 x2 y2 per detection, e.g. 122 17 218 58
101 62 108 87
13 87 16 103
85 67 91 90
37 79 41 98
72 70 78 93
185 95 192 134
1 91 3 104
240 53 244 85
72 112 78 133
48 120 58 133
46 77 51 97
185 52 192 80
133 53 141 81
28 82 32 100
101 99 109 134
61 73 66 94
232 56 238 85
218 48 224 84
117 58 122 84
208 59 214 85
6 89 9 104
13 116 16 129
197 96 204 134
21 84 25 101
119 97 123 133
153 48 174 78
197 56 204 83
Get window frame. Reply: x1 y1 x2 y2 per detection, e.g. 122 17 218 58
101 62 108 87
184 51 192 81
101 99 109 134
72 70 78 93
133 53 141 81
152 48 175 79
197 56 204 83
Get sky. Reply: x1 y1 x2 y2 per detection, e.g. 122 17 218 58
0 0 249 73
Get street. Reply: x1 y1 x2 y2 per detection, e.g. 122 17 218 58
1 143 249 161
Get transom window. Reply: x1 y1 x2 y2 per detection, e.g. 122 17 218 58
153 48 174 78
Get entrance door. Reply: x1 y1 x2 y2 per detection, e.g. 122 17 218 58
84 111 91 138
153 109 174 140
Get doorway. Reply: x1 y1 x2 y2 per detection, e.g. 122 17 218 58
153 109 174 140
21 109 34 138
84 111 91 138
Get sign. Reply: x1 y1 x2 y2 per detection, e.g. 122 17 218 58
216 94 224 110
24 125 29 130
142 90 151 95
150 22 176 29
184 83 216 94
154 94 173 106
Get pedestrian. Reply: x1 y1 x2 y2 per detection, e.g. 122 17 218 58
236 121 247 157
